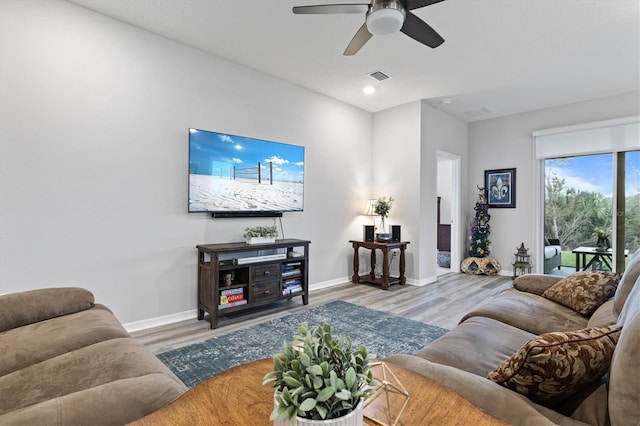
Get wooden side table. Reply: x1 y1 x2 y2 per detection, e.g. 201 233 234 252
128 358 507 426
349 240 409 290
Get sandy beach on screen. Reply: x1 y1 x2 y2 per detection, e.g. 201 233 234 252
189 174 303 211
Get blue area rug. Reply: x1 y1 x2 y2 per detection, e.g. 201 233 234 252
157 300 448 388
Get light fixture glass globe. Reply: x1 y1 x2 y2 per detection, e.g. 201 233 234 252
366 8 404 35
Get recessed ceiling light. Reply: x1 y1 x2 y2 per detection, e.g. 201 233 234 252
363 86 376 95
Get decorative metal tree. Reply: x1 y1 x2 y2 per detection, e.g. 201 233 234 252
468 187 491 257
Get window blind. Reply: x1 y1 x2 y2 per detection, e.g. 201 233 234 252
533 116 639 159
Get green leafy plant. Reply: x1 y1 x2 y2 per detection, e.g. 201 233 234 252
263 322 379 423
373 196 393 218
592 227 611 239
243 225 278 238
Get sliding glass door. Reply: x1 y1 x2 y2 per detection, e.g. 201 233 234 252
544 150 639 274
621 150 640 268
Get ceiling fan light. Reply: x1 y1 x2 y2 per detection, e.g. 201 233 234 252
366 8 404 35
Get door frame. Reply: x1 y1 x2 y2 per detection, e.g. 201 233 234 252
436 151 461 273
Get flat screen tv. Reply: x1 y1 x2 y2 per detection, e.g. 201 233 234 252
188 128 304 216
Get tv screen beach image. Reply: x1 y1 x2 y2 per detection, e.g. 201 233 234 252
189 129 304 212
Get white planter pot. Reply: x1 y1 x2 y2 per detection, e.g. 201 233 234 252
273 399 364 426
246 236 276 245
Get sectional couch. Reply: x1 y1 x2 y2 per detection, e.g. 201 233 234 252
386 249 640 425
0 287 187 424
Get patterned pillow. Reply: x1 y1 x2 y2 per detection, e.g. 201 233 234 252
487 326 621 405
542 271 620 315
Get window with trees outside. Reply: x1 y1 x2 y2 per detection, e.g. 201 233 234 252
544 150 639 273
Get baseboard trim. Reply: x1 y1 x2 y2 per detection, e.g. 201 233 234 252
497 269 513 278
123 274 441 333
123 309 198 333
123 277 349 333
411 276 437 286
309 277 351 291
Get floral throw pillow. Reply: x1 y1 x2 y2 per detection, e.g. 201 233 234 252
487 326 621 405
542 271 620 315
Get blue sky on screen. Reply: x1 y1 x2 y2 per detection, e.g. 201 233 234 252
546 151 639 197
189 129 304 182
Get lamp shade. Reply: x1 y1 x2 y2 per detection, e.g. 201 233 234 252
364 199 377 216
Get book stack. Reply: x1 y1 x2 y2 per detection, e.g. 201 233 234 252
219 288 247 309
282 263 302 295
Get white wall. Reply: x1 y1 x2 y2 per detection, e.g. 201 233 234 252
468 91 640 274
421 103 469 278
371 102 422 279
370 101 468 283
0 0 372 323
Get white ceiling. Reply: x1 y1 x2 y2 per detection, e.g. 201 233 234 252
69 0 640 122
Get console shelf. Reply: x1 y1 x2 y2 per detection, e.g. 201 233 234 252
196 239 310 329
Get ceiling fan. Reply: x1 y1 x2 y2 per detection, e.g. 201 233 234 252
292 0 445 55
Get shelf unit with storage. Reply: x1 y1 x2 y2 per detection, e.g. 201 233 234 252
196 239 310 329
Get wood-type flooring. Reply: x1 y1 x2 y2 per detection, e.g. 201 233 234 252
131 272 513 355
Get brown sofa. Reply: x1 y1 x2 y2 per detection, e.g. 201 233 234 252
386 249 640 425
0 287 187 425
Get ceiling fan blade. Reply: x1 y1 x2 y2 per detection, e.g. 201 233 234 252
292 4 369 14
343 23 373 55
403 0 445 10
400 11 444 48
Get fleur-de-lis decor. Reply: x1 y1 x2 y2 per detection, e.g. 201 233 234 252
490 177 509 201
484 168 516 208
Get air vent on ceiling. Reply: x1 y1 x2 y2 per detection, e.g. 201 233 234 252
464 107 493 118
369 70 390 81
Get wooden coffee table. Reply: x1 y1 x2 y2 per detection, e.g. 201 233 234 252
129 358 507 425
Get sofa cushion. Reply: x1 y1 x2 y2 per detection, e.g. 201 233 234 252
587 299 617 328
613 248 640 316
617 275 640 327
487 325 621 405
542 271 620 316
0 374 186 426
544 246 560 260
460 288 589 335
415 316 535 377
0 287 94 333
0 337 186 415
514 274 563 296
609 311 640 426
384 354 581 426
607 275 640 426
0 304 130 376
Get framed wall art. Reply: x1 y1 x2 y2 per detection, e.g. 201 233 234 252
484 168 516 208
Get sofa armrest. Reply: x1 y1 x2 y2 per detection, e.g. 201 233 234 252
0 287 95 332
513 274 563 295
383 354 588 426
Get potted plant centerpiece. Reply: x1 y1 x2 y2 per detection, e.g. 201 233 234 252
244 225 279 244
263 322 379 426
374 196 393 242
592 227 611 251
